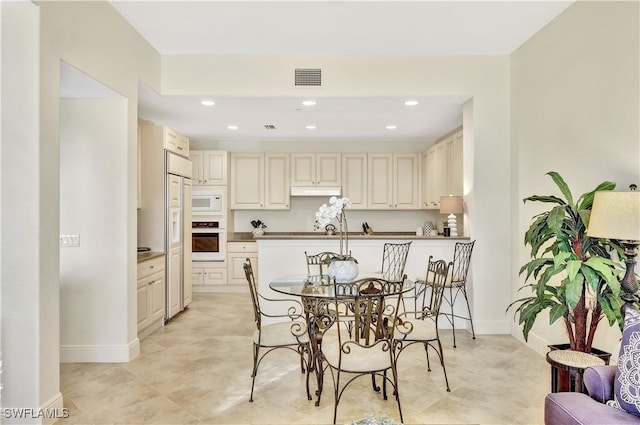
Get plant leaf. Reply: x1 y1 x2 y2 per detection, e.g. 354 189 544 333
553 252 572 269
547 206 566 231
566 260 582 282
547 171 574 206
565 274 584 308
584 256 620 294
549 303 567 324
576 181 616 211
523 195 566 205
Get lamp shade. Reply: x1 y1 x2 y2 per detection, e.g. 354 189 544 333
587 191 640 241
440 195 463 214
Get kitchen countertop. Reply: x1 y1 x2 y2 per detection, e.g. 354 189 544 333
137 251 166 262
227 232 470 242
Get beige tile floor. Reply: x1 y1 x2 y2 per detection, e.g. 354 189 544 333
59 293 549 425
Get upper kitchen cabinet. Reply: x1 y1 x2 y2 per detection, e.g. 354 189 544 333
290 153 341 187
142 124 189 157
448 130 463 196
230 153 290 210
367 153 419 210
341 154 368 209
190 150 228 186
231 153 264 209
264 154 290 209
421 128 463 209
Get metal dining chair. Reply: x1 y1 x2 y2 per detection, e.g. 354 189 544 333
320 277 405 424
394 256 451 392
243 258 312 402
426 240 475 348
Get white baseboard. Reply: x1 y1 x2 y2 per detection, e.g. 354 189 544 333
510 322 552 356
41 392 64 425
60 339 140 363
472 319 511 334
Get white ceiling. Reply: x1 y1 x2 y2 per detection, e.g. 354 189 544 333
106 1 574 145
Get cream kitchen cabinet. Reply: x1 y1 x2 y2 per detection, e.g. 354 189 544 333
137 255 165 340
422 143 445 209
290 153 341 187
228 242 258 285
367 153 419 209
421 129 463 209
192 261 228 289
264 154 290 209
231 153 264 209
230 153 290 210
190 150 228 186
341 153 368 209
447 130 463 196
141 124 189 157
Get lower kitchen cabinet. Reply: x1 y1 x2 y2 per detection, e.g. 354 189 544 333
192 261 228 290
137 255 165 340
228 242 258 285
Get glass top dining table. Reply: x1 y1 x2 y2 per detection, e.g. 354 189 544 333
269 273 415 298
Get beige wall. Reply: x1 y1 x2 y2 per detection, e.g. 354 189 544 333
511 1 640 354
1 0 160 417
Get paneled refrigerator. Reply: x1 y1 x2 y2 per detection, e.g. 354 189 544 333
139 123 192 324
166 151 192 320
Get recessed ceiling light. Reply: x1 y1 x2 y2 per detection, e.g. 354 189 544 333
227 125 238 130
404 100 418 106
386 125 397 130
305 125 317 130
201 100 215 106
302 100 316 106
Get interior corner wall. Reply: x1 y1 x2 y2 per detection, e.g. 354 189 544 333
0 0 160 418
1 3 46 420
511 1 640 355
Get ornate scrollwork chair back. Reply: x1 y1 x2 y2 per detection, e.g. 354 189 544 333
394 257 452 392
321 277 405 424
381 242 412 282
305 251 343 276
242 258 312 402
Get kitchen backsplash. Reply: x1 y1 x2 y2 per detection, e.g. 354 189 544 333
233 197 458 233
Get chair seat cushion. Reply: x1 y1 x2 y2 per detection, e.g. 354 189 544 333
322 334 392 373
545 392 640 425
254 321 309 346
394 318 437 341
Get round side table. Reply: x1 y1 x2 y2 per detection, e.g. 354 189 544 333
546 349 606 393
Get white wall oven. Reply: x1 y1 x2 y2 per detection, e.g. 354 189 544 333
192 219 226 262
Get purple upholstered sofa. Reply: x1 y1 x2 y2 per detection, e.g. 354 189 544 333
545 365 640 424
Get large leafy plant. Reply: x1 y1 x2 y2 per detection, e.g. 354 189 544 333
510 172 624 353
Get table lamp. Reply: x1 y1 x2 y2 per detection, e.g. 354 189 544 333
587 186 640 313
440 195 464 237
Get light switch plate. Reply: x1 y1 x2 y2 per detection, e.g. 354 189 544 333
60 235 80 247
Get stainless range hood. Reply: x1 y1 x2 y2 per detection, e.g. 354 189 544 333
290 186 341 197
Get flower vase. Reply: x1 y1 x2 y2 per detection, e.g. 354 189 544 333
252 228 264 238
327 259 359 283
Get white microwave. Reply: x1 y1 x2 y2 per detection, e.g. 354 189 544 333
192 188 225 215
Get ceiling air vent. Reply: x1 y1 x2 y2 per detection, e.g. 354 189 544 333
295 68 322 86
264 124 276 130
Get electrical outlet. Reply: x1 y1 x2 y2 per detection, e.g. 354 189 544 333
60 235 80 247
